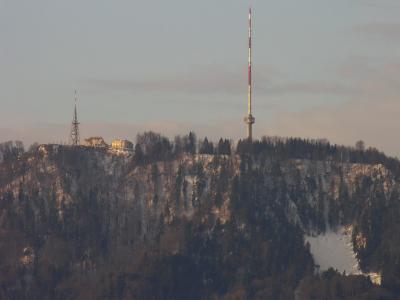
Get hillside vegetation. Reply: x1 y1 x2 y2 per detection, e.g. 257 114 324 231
0 134 399 299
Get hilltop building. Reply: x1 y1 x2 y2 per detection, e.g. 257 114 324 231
84 137 108 148
111 139 133 152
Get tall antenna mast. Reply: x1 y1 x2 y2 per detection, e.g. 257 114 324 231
244 6 255 141
70 90 80 146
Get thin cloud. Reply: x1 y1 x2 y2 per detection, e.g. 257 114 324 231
358 0 400 9
354 23 400 39
86 65 356 98
268 82 357 96
86 66 260 95
337 59 400 98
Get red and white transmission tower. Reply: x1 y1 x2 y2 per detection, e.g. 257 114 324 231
244 7 255 141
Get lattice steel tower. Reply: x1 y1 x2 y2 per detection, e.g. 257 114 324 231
70 90 80 146
244 7 255 141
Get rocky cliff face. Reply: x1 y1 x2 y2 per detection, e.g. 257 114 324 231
0 145 399 299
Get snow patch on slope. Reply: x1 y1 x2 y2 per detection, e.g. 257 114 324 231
305 226 381 285
305 227 359 274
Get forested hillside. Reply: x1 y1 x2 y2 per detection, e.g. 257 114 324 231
0 133 399 299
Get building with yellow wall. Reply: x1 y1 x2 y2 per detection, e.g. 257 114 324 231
111 139 133 151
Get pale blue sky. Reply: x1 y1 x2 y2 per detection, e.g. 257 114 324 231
1 0 400 155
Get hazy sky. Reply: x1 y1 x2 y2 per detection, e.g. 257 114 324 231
1 0 400 156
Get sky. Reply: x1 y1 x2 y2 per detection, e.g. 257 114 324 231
1 0 400 156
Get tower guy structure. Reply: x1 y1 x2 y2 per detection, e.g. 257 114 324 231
244 7 255 141
70 90 80 146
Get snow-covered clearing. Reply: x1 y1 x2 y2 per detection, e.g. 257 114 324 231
305 226 381 285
